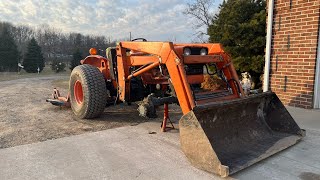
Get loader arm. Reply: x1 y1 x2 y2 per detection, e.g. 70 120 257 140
116 42 242 114
117 42 194 113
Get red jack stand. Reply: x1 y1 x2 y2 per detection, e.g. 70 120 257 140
161 103 175 132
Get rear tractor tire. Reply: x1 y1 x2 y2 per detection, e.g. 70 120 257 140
70 64 107 119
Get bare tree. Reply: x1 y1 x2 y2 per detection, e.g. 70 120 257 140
184 0 216 41
11 25 35 56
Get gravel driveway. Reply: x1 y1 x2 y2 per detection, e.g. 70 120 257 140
0 76 148 149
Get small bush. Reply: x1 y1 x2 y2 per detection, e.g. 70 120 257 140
51 61 66 73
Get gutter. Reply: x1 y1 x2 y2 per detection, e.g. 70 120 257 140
263 0 275 92
314 26 320 108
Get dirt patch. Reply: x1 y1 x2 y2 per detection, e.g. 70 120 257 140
0 76 176 149
52 78 69 90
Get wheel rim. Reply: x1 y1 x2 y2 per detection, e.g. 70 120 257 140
74 80 84 105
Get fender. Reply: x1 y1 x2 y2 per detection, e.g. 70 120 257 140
81 55 111 80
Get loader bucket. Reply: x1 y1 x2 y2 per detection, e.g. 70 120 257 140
179 92 305 177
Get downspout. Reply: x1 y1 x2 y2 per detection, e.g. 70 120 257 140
313 26 320 108
263 0 275 92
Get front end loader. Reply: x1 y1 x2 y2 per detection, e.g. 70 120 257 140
47 41 305 177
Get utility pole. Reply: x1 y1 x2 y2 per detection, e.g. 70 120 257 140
129 32 132 41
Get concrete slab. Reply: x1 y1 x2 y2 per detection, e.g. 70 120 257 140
1 107 320 180
0 123 217 180
286 106 320 131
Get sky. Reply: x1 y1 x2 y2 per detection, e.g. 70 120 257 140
0 0 222 42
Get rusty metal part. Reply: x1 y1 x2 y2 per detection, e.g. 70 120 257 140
46 99 70 107
137 94 177 118
183 55 224 64
46 88 70 107
179 92 305 177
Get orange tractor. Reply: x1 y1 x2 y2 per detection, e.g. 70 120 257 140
47 40 305 177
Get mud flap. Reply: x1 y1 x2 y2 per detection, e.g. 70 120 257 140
179 92 305 177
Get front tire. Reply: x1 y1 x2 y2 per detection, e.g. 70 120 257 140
70 64 107 119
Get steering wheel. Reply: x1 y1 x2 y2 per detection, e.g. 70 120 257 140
131 38 147 42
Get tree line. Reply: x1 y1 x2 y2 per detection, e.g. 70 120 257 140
0 21 116 72
1 0 266 80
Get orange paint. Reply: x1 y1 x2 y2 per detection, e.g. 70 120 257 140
80 42 243 115
74 80 84 105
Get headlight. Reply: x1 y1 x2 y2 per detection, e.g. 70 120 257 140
183 48 191 56
200 48 207 55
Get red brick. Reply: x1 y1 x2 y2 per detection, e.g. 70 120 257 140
268 0 318 109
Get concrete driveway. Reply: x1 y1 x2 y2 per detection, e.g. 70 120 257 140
0 107 320 180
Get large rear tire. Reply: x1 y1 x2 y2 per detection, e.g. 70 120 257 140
70 64 107 119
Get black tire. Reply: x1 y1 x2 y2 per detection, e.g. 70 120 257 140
70 64 107 119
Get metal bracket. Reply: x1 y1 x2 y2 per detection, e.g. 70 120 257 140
284 76 288 92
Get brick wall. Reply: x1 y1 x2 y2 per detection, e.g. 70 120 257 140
269 0 319 108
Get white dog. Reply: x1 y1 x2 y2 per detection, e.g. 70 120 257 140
241 72 252 96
